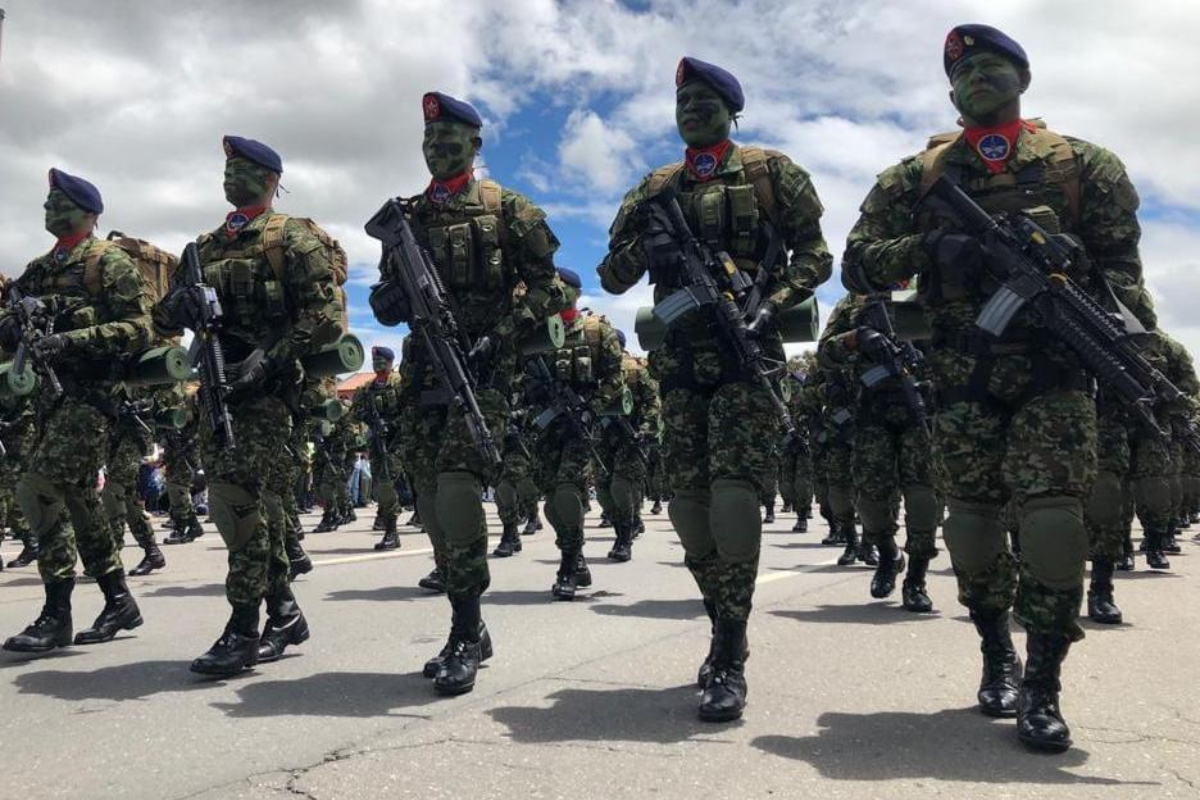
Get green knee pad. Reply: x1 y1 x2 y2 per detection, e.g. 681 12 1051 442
16 473 64 538
1085 471 1124 528
856 494 894 537
435 471 485 548
208 481 261 552
1135 475 1172 517
495 481 518 514
1020 496 1087 591
710 478 761 564
828 483 855 523
543 495 563 532
517 476 539 507
903 484 940 533
416 492 445 557
101 480 127 521
942 498 1007 575
669 489 714 559
610 475 636 519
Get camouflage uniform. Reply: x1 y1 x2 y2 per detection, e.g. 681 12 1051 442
779 374 818 527
102 390 162 571
814 354 859 545
599 141 831 623
0 396 37 562
314 405 355 528
352 370 404 541
843 122 1143 643
161 388 203 542
494 384 540 551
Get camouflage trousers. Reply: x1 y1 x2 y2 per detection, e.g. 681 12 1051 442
20 397 123 583
200 394 292 609
315 450 351 518
933 387 1096 643
369 440 403 532
400 384 508 597
1130 420 1174 540
645 447 670 503
496 441 536 528
758 454 779 507
817 425 855 527
779 444 812 513
103 421 156 553
264 430 305 554
534 417 595 554
1084 408 1132 561
662 380 778 621
162 434 197 527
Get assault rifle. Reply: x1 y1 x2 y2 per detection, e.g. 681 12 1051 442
364 199 502 467
179 242 236 450
525 354 610 475
599 413 650 468
361 401 392 480
640 189 795 437
927 175 1182 440
8 287 63 398
857 298 930 434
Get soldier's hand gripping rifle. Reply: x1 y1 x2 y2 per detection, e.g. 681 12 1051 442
364 199 502 468
178 242 236 450
640 189 796 437
525 354 610 475
362 402 392 480
8 286 63 398
926 175 1181 440
857 298 930 434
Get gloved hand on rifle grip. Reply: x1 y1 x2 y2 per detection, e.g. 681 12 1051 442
162 286 209 331
922 229 984 283
855 326 891 363
31 333 71 362
369 281 411 327
0 316 22 351
229 348 273 394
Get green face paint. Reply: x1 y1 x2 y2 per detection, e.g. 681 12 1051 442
43 189 89 238
224 157 275 207
675 82 732 148
422 122 479 179
372 357 392 372
950 53 1024 124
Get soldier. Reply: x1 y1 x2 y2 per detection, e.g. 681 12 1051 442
494 372 539 557
156 136 344 675
780 368 817 533
352 346 405 551
599 57 831 721
370 92 568 694
842 25 1146 752
1 169 154 653
106 389 169 577
0 392 38 569
161 386 206 545
818 292 940 612
313 404 354 532
815 341 869 562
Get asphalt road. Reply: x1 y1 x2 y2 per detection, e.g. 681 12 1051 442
0 504 1197 800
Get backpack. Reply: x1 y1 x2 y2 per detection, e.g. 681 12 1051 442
85 231 180 303
262 214 351 332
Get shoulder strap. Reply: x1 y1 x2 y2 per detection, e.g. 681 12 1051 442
646 163 684 197
738 146 781 226
582 314 604 348
263 213 290 282
1032 127 1082 227
919 135 960 197
478 179 502 213
83 240 115 296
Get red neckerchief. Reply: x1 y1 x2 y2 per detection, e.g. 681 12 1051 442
560 307 579 325
52 231 90 263
962 119 1035 175
373 369 392 385
684 140 732 182
426 171 473 206
225 205 269 238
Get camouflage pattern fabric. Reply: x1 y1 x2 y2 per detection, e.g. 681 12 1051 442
352 371 404 530
0 398 37 545
162 390 200 528
103 411 157 553
1085 401 1132 561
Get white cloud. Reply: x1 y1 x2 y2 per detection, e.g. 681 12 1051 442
557 108 642 193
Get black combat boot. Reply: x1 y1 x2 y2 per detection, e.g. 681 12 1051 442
901 556 933 612
1164 530 1182 554
492 522 522 557
424 609 493 678
697 598 718 688
858 540 880 567
313 509 339 534
763 503 776 525
286 538 313 580
75 571 143 645
522 509 542 536
697 619 748 723
190 604 261 676
1145 529 1171 570
970 609 1022 717
635 513 645 536
257 586 310 663
434 593 487 696
651 499 663 515
185 513 205 542
6 534 38 568
836 523 859 566
597 512 612 529
372 517 385 532
405 509 423 529
129 543 166 576
3 578 74 653
870 538 906 599
1116 535 1135 571
1086 558 1122 624
792 515 808 533
822 520 846 547
162 522 191 545
418 567 446 593
607 519 633 562
374 523 400 551
575 552 593 587
780 501 793 514
552 551 581 600
1017 634 1073 752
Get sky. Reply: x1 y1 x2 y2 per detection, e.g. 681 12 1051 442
2 0 1198 367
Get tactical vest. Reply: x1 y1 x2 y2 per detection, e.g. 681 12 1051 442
197 214 349 333
416 179 507 293
366 375 403 416
644 146 781 272
553 314 608 386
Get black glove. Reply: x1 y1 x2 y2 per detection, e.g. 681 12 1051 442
0 316 22 351
746 304 776 338
855 327 891 362
32 333 71 362
162 286 208 330
923 229 984 283
229 348 273 393
369 281 411 327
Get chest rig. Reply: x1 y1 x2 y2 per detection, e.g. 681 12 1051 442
368 375 403 416
645 146 780 277
553 315 606 387
412 180 508 293
197 215 293 328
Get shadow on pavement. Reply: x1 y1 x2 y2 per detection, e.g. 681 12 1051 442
212 671 441 718
590 598 705 621
770 604 941 625
771 542 836 550
13 660 214 700
487 589 622 606
0 576 45 587
490 684 724 744
324 586 438 603
752 708 1152 786
144 583 227 598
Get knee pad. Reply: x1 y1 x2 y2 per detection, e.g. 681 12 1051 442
1084 471 1124 528
669 489 714 559
551 483 584 533
610 476 636 515
1020 495 1087 590
856 494 894 537
436 471 485 547
416 492 445 555
942 498 1006 575
208 481 261 551
16 473 63 538
903 484 940 534
1135 475 1172 517
710 478 761 564
828 483 856 522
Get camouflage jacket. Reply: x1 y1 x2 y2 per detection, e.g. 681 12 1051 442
352 370 404 453
620 355 662 440
526 312 625 416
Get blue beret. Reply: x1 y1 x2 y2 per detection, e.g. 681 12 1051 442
676 56 744 114
944 24 1029 77
223 135 283 174
371 346 395 362
615 330 627 349
423 92 482 129
48 168 103 215
557 267 582 289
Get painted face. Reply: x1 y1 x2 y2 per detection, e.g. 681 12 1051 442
422 122 479 179
950 53 1025 124
372 356 392 372
223 156 276 207
43 188 89 237
675 82 732 148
